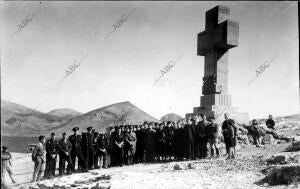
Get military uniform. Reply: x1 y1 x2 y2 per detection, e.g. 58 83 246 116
45 137 59 179
69 129 85 172
124 129 137 165
58 136 73 175
81 127 95 170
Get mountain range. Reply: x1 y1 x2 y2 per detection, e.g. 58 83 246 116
1 100 160 136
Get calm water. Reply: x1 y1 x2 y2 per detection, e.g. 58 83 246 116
1 136 38 153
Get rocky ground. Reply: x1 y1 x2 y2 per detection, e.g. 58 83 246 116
3 118 300 189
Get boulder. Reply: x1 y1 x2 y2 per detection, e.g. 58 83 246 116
267 153 300 164
265 129 280 139
292 141 300 151
187 163 196 169
267 155 288 164
294 136 300 142
173 164 183 170
262 134 275 145
262 165 300 185
237 135 249 145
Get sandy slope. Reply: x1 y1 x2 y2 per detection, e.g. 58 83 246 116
5 143 299 189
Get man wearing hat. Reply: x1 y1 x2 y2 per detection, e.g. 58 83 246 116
81 127 95 170
44 132 59 179
58 132 73 176
1 146 16 187
69 127 85 172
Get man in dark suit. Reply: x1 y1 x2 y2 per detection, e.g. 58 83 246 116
58 132 73 176
69 127 85 172
81 127 95 170
45 132 59 179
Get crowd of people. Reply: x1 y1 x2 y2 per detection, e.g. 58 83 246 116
1 113 276 186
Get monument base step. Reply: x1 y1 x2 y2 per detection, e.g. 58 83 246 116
186 105 249 125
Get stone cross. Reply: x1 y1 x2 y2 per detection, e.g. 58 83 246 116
187 5 248 124
197 5 239 95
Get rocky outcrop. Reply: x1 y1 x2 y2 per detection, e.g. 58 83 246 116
262 134 275 145
260 165 300 185
266 152 300 165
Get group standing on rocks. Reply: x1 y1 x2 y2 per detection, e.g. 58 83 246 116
1 114 276 186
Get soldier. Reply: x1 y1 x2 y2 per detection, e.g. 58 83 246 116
207 116 221 158
69 127 85 172
45 132 59 179
58 132 73 176
124 125 137 165
1 146 16 188
95 133 109 169
32 135 46 182
198 114 209 158
112 126 124 167
81 127 95 170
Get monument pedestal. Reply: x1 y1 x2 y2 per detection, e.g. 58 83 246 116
186 104 249 124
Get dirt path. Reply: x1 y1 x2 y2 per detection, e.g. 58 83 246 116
5 143 299 189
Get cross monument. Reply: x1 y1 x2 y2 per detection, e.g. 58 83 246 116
186 5 249 124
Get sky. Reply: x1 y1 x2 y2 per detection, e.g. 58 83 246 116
1 1 299 120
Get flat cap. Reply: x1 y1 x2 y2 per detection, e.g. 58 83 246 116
72 127 79 131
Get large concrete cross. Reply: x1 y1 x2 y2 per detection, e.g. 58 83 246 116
186 5 249 124
197 5 239 95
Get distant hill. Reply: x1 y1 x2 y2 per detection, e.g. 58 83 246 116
47 108 82 118
50 101 159 134
160 113 183 122
1 100 68 136
1 100 159 136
